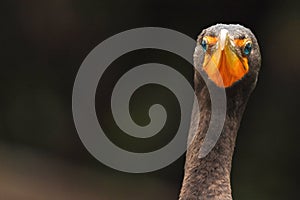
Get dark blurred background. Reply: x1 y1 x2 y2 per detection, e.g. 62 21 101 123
1 0 300 199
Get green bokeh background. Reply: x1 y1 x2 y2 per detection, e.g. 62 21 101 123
1 0 299 199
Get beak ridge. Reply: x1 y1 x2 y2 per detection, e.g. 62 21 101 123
219 29 229 50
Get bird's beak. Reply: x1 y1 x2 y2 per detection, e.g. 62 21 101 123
203 29 249 88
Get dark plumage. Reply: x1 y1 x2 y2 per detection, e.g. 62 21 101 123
179 24 261 200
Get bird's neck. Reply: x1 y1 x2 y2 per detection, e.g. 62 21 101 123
179 79 251 200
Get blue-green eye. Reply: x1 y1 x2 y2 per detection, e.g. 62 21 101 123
201 39 208 51
243 41 252 55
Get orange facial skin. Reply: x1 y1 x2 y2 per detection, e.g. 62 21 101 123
205 36 218 45
202 35 250 88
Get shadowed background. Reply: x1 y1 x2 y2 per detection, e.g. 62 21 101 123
1 0 299 199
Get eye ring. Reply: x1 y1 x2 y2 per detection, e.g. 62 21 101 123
201 38 208 52
243 41 252 55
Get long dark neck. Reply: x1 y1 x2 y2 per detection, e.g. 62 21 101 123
179 73 253 200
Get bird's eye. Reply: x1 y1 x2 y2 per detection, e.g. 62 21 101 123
201 38 208 52
243 41 252 55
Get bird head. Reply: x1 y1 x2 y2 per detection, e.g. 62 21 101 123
194 24 261 88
